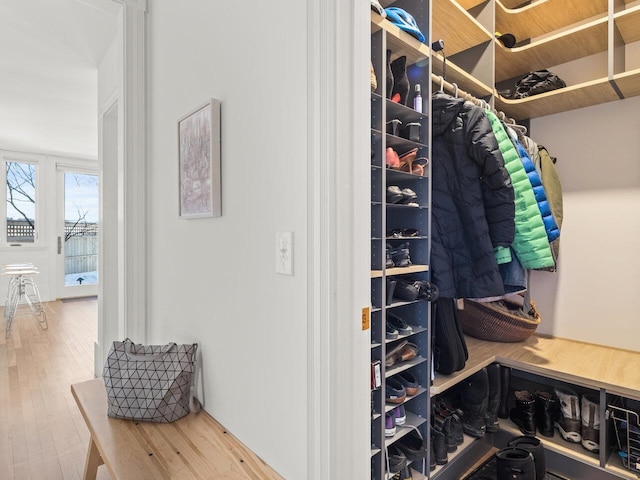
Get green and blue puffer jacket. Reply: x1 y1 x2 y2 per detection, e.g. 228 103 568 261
485 111 555 270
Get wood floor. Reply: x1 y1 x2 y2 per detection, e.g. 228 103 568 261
0 297 111 480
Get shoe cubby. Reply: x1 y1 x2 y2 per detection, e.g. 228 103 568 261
371 11 433 479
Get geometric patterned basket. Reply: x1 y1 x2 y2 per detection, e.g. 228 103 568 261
457 297 541 343
103 339 198 423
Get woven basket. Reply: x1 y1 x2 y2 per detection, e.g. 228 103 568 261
457 297 540 343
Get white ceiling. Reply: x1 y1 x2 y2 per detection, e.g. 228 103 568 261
0 0 118 159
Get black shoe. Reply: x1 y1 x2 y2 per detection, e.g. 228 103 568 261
395 430 426 462
387 312 412 335
387 444 408 474
507 435 546 480
495 447 536 480
460 368 489 438
510 390 536 436
534 390 557 438
431 427 448 465
391 243 412 267
396 371 419 396
486 364 501 433
433 414 457 453
386 279 397 305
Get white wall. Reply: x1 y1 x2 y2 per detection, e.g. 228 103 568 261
530 95 640 352
147 2 308 478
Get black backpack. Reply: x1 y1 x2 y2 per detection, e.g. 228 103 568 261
513 70 566 99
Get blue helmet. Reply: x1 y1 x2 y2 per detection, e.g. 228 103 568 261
384 7 425 43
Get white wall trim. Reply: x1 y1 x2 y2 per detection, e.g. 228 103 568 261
113 0 147 12
307 0 370 478
121 3 147 342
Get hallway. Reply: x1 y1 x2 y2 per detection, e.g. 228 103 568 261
0 297 110 479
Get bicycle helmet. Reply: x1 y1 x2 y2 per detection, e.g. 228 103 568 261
371 0 386 18
384 7 425 43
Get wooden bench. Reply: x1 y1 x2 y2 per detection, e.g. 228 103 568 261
71 378 284 480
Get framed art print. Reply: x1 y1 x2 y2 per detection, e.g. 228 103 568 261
178 99 221 218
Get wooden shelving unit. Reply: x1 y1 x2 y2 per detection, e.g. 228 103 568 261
495 0 608 42
432 0 492 56
614 4 640 44
371 12 430 66
494 15 609 82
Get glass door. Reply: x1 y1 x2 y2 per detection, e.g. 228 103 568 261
57 167 99 298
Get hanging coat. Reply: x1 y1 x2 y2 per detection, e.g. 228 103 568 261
431 93 515 299
485 111 555 270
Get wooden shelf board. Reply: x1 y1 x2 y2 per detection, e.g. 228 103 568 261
371 270 383 278
456 0 487 10
614 69 640 97
615 5 640 45
371 12 430 67
496 0 608 42
432 53 494 99
385 264 429 276
495 16 609 82
433 335 640 400
432 0 492 56
494 77 620 120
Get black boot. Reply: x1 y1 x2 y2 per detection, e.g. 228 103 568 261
459 368 489 437
510 390 536 436
386 50 394 99
507 435 546 480
390 56 409 105
431 427 448 465
433 413 457 453
496 447 536 480
534 391 557 438
498 366 511 419
486 363 501 432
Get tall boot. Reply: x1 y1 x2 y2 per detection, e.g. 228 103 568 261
486 363 501 432
581 393 600 453
498 365 511 419
554 386 581 443
386 50 394 99
534 390 557 438
459 368 489 437
507 435 546 480
509 390 536 436
496 447 536 480
390 56 410 105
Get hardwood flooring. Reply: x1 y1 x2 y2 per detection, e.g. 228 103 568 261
0 297 110 479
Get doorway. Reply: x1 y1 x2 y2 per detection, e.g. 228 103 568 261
57 166 99 298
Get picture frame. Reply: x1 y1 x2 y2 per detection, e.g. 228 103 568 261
178 98 221 218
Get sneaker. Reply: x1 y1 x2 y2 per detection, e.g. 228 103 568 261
391 405 406 426
385 411 397 437
387 312 413 335
386 320 399 340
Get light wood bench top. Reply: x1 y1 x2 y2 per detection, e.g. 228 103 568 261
71 378 284 480
433 334 640 400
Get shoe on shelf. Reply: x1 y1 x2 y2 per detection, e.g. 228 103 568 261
554 386 582 443
386 377 407 404
390 242 412 267
386 146 401 167
507 435 547 480
396 342 419 363
534 390 557 438
391 404 406 426
396 371 419 396
387 311 413 335
399 188 418 206
495 447 536 480
386 278 397 306
387 185 404 204
385 340 408 368
431 427 448 465
387 445 408 474
509 390 536 436
385 411 397 437
581 393 600 453
386 244 396 268
395 430 426 462
386 320 399 340
433 414 457 453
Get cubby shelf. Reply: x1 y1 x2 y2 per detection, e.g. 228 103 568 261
614 4 640 44
371 12 430 66
495 0 609 42
494 15 609 83
384 387 428 413
432 0 492 56
386 356 428 379
384 411 428 448
494 77 621 121
613 68 640 97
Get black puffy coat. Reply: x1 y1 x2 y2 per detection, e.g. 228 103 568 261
431 93 515 299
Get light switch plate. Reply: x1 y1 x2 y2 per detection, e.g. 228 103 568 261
276 231 293 275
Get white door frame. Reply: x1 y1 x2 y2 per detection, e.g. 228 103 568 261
95 0 147 375
306 0 371 478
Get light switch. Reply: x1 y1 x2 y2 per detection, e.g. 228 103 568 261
276 231 293 275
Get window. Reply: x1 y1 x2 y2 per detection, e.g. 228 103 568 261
4 159 38 244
